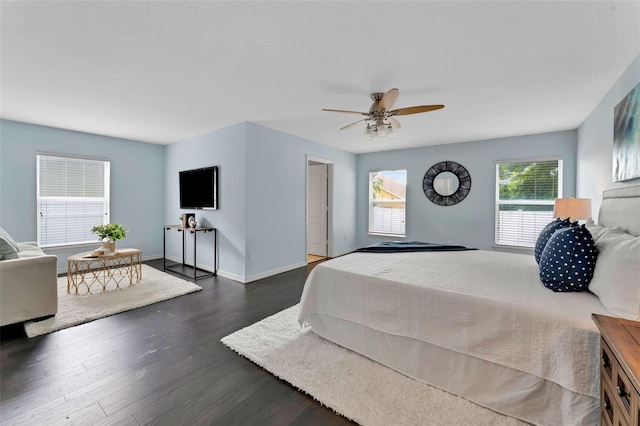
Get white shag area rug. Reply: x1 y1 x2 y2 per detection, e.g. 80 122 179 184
24 265 201 338
221 304 527 426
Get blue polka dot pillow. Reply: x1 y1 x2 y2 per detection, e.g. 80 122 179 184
534 218 576 264
539 225 598 292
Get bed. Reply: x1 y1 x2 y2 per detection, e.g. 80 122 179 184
298 185 640 426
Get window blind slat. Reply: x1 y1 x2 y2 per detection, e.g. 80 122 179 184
37 154 110 247
495 160 562 248
369 170 406 236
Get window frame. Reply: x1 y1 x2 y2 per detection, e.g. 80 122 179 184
494 157 563 250
36 153 111 248
368 169 407 238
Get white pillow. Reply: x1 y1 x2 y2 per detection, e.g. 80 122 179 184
584 218 616 243
589 226 640 320
0 226 19 260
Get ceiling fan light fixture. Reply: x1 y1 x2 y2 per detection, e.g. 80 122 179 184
378 118 396 138
363 122 395 140
364 124 376 139
323 88 442 141
385 125 395 138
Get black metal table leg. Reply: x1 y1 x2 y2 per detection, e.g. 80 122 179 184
193 229 197 281
163 225 216 282
181 228 185 266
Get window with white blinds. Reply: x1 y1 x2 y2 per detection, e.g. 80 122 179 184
369 170 406 237
37 154 110 248
495 159 562 248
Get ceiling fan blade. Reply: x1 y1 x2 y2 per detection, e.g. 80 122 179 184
339 118 369 131
379 88 399 111
388 117 401 129
322 108 369 116
390 104 445 116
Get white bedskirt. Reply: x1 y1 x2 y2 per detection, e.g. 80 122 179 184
298 250 612 425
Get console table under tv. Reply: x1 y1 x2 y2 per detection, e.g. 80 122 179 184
163 225 217 282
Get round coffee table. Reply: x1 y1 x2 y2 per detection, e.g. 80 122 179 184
67 248 142 295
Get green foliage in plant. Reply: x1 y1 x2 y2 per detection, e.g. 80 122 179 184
91 223 128 241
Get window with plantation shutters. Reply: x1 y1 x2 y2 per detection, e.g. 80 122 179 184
37 154 110 247
495 159 563 248
369 170 406 237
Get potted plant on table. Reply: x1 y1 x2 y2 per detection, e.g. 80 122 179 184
91 223 128 253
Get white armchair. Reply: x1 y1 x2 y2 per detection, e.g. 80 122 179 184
0 237 58 327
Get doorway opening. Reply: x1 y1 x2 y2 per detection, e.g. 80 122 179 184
307 254 326 264
306 156 333 264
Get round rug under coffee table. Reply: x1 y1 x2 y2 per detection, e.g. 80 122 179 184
67 248 142 295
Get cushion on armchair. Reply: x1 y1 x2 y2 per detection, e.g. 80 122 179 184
0 232 58 326
0 226 20 260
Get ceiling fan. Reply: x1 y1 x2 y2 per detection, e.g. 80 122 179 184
322 88 444 139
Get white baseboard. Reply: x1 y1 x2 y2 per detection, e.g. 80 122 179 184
161 255 328 284
163 254 215 271
57 252 335 281
162 254 237 280
244 261 308 284
143 253 164 262
215 269 245 283
165 255 310 284
330 247 356 258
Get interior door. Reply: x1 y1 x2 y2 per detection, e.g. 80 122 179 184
307 163 328 257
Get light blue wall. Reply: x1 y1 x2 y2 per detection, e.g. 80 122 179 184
1 117 586 278
0 118 356 283
165 122 357 282
0 120 165 271
577 53 640 219
356 130 577 251
164 123 247 280
244 123 357 281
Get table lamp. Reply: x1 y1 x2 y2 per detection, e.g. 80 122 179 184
553 197 592 221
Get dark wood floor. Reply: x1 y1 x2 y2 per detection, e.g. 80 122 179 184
0 260 354 425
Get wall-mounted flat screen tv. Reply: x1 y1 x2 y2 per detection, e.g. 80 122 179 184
179 166 218 209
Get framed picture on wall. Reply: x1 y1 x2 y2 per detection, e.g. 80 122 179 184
613 81 640 182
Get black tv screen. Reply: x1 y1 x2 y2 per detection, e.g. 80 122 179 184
179 166 218 209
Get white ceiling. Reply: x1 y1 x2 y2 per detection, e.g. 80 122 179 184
1 1 639 154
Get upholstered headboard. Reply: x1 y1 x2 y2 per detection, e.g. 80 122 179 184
598 185 640 237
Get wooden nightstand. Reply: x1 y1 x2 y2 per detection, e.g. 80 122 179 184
592 314 640 426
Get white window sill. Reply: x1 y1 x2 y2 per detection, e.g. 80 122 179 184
368 233 406 239
41 242 99 251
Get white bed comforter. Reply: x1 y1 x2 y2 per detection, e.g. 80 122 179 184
298 250 612 399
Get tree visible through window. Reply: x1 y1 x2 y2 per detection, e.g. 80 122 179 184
495 159 562 248
369 170 407 236
37 154 111 247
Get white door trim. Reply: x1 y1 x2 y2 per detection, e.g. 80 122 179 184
306 155 333 261
307 163 328 256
